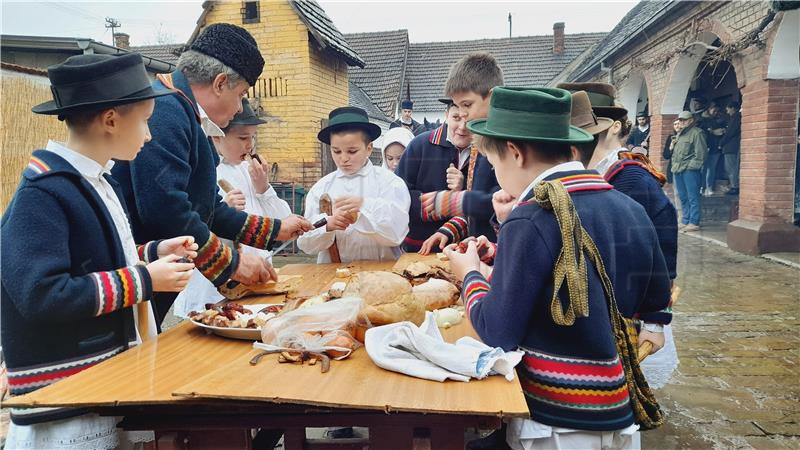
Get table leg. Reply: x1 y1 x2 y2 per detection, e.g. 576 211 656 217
369 426 414 450
283 427 306 450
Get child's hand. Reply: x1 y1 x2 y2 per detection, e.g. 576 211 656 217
492 190 516 223
639 328 665 354
157 236 198 260
248 157 269 194
443 240 481 281
334 196 363 215
146 254 194 292
326 208 356 232
419 232 449 255
446 164 464 191
277 215 313 241
225 189 246 211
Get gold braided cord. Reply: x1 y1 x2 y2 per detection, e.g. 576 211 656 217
534 180 664 430
533 181 589 326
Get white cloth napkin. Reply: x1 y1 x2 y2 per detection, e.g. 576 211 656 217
365 312 524 382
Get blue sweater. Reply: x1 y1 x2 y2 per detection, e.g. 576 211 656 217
394 124 499 251
1 150 159 425
111 70 280 287
461 170 671 431
605 160 678 281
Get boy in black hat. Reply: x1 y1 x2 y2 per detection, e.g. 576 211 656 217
445 87 670 449
390 99 425 135
112 23 312 327
2 53 197 446
298 107 410 263
174 98 294 317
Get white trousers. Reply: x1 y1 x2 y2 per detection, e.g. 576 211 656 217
507 418 639 450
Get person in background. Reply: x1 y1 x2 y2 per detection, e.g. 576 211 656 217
173 98 293 318
720 101 741 195
672 111 707 232
699 102 727 196
298 107 410 263
381 127 415 172
389 99 425 136
662 119 683 184
628 112 651 152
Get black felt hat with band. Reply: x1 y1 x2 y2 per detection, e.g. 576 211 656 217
317 107 381 145
466 87 593 144
32 53 174 117
557 82 628 121
191 23 264 86
228 98 266 127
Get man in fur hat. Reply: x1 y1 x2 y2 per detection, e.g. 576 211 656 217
112 23 312 327
390 99 425 135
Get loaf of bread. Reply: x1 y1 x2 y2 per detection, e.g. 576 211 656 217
344 271 425 325
412 278 460 311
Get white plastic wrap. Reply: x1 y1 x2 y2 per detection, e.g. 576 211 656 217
255 297 366 359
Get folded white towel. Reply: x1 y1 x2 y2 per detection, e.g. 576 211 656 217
365 312 523 382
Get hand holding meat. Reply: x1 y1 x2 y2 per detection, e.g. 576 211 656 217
224 189 246 211
492 189 516 223
334 196 363 219
277 214 313 241
247 156 269 194
446 164 464 191
157 236 199 260
231 251 277 285
146 254 194 292
444 240 481 281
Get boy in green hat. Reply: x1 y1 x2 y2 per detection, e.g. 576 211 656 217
445 87 671 449
298 107 410 263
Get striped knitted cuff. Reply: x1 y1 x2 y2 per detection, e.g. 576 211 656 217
421 191 465 222
90 265 152 317
463 270 490 314
236 215 281 250
195 233 235 285
136 241 161 263
438 216 468 244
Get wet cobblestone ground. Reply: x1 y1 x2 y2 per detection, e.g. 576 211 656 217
644 235 800 449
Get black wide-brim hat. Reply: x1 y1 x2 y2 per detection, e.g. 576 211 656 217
228 98 267 126
32 53 174 116
317 107 381 145
467 87 593 144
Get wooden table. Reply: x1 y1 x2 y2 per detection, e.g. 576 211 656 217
4 258 529 449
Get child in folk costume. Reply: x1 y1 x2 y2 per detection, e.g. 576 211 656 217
399 53 502 254
565 85 680 391
381 127 414 172
1 53 197 449
446 87 671 450
298 107 410 263
173 98 293 317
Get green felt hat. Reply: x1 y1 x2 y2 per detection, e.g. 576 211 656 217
466 87 594 144
317 106 382 145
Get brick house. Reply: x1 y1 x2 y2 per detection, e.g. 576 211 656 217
136 0 365 186
564 1 800 255
345 25 606 126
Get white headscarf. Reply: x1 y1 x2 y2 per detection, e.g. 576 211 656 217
381 127 415 169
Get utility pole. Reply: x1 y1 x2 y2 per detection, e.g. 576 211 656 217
508 13 512 38
105 17 122 46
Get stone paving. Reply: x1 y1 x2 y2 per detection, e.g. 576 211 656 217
644 235 800 449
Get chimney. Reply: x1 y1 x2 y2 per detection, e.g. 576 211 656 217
553 22 565 55
114 32 130 50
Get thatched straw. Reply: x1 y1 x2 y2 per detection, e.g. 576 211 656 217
1 76 65 213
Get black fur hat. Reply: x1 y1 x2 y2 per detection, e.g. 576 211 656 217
191 23 264 86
